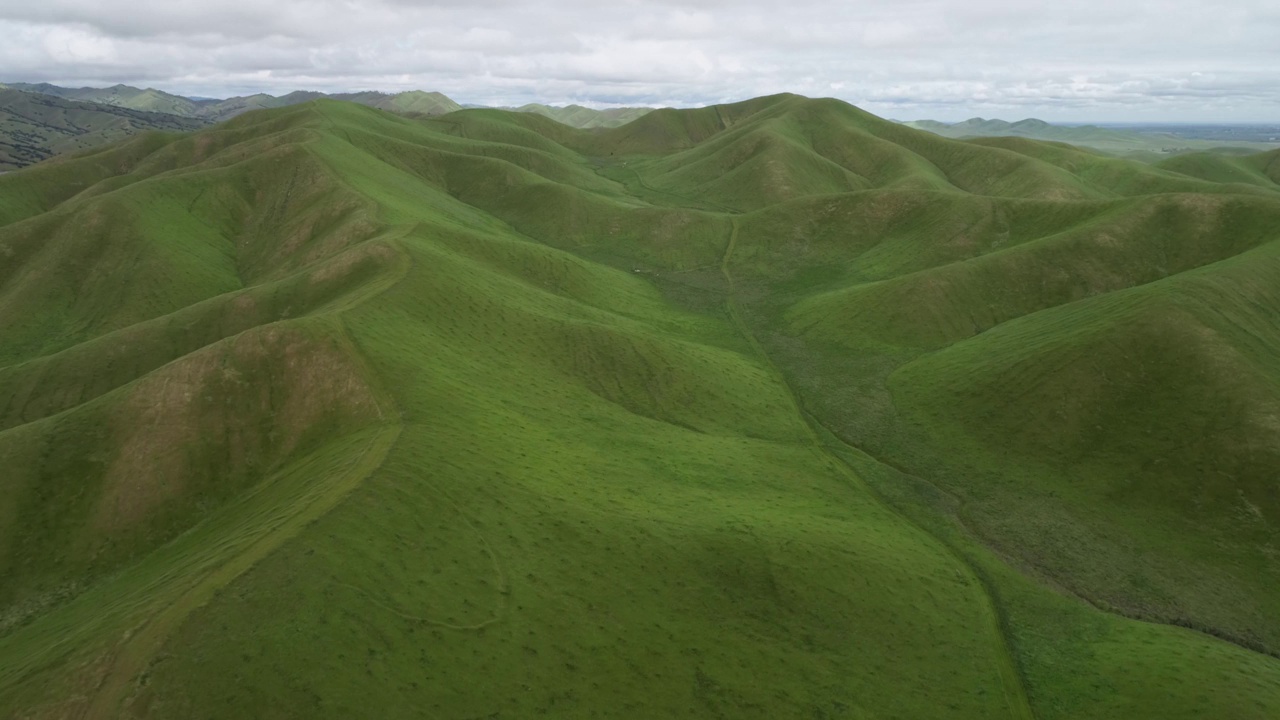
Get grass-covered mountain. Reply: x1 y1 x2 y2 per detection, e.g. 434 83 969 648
0 89 208 170
1 94 1279 719
904 116 1280 156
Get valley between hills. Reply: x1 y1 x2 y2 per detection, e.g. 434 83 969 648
1 94 1279 718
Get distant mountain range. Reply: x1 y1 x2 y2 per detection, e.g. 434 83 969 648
901 117 1279 155
5 82 654 127
904 117 1121 139
0 82 658 169
0 88 207 170
6 82 204 116
5 83 465 122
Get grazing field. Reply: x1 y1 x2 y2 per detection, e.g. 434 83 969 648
1 95 1278 718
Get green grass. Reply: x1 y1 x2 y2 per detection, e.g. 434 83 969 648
2 95 1279 718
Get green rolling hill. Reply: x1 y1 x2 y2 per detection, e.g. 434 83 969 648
1 94 1279 719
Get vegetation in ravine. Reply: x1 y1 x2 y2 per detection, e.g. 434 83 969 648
1 94 1278 719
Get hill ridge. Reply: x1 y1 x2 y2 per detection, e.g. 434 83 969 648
2 95 1279 719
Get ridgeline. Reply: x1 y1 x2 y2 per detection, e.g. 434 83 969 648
1 94 1279 718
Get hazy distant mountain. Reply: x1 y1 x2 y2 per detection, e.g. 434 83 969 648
7 82 660 130
197 89 463 121
191 91 331 122
0 88 207 169
512 103 653 128
0 83 666 169
901 116 1278 155
7 82 201 116
903 116 1142 146
9 83 464 123
330 90 462 116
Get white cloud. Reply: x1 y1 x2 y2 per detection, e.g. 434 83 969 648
0 0 1276 120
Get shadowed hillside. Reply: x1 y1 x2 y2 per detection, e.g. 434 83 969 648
0 90 208 170
2 95 1279 719
7 83 201 116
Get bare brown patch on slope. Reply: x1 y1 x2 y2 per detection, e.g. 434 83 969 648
306 237 397 285
234 152 381 281
93 325 381 535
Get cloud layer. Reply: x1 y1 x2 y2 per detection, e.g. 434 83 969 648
2 0 1278 120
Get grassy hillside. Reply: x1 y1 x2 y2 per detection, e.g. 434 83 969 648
2 96 1279 719
0 89 207 170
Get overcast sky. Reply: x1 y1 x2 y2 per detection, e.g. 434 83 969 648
1 0 1277 121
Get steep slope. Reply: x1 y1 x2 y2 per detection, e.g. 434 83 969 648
888 244 1280 648
0 89 207 170
2 97 1280 720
